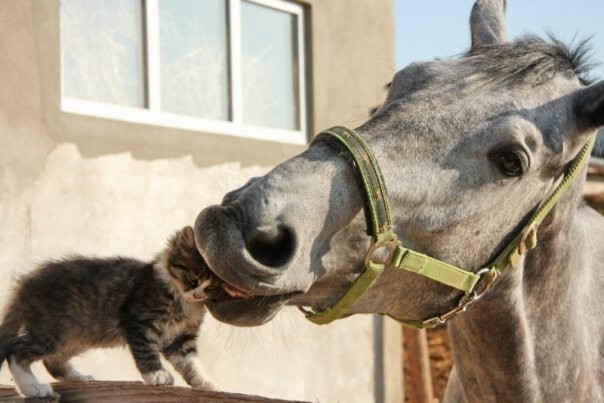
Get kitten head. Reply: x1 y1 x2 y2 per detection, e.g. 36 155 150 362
161 226 217 303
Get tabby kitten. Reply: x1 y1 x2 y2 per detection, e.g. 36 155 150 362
0 226 217 398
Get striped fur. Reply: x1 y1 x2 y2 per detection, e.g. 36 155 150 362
0 226 217 397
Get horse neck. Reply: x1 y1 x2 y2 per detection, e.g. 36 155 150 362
446 182 587 402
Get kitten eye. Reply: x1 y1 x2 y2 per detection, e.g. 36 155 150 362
489 146 529 177
186 272 199 286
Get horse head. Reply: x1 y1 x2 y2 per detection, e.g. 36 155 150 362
194 0 604 329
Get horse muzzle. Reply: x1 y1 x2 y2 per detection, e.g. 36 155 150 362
193 204 311 325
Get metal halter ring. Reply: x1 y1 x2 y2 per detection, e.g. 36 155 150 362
364 235 400 268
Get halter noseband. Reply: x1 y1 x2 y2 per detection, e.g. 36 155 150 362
300 126 595 329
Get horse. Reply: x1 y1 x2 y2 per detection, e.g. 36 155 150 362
193 1 604 401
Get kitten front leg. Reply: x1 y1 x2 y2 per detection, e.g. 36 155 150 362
165 352 216 390
123 327 174 386
162 333 217 390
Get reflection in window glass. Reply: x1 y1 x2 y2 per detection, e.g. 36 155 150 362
61 0 144 107
159 0 229 120
241 2 299 130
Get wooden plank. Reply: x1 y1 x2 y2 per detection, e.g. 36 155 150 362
0 382 308 403
382 317 403 403
0 385 22 403
588 157 604 175
403 328 434 403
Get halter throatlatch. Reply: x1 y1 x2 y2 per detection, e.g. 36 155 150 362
301 126 596 328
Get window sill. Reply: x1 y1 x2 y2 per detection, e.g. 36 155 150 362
61 98 308 146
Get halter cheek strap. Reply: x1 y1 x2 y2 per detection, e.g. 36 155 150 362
301 126 595 328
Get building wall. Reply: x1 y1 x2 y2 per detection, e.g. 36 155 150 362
0 1 400 402
29 0 396 171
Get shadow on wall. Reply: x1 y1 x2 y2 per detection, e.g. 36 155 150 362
0 143 382 403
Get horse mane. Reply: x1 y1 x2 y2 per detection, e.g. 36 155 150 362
469 35 595 86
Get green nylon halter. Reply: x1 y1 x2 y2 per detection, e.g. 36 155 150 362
302 126 596 329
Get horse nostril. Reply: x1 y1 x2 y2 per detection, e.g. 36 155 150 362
244 224 296 268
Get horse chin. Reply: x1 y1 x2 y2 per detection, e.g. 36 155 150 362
204 294 293 326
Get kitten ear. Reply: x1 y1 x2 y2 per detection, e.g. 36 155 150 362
176 226 196 249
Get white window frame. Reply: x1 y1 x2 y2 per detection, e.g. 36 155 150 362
61 0 308 145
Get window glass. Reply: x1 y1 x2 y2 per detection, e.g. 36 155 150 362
61 0 145 107
241 1 299 130
61 0 306 141
159 0 229 120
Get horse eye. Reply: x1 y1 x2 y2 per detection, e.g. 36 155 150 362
489 147 529 177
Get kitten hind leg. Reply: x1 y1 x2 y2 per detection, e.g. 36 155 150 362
8 336 56 398
44 357 95 382
9 357 55 398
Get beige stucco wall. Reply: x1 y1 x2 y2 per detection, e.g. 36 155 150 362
0 0 400 402
0 144 387 402
29 0 396 170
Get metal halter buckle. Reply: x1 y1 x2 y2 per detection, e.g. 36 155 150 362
419 268 492 328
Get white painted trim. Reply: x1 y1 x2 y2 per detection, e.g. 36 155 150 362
61 97 307 145
245 0 304 15
144 0 161 111
296 3 308 137
228 0 243 123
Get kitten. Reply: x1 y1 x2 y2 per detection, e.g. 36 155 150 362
0 226 218 398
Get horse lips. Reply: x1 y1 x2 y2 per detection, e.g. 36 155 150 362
220 282 251 299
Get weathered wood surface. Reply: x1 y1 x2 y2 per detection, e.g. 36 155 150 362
586 159 604 213
0 382 308 403
402 328 434 403
588 157 604 175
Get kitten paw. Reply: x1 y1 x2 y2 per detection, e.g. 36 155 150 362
62 367 95 382
64 373 95 382
18 381 56 398
10 358 57 398
142 369 174 385
191 379 218 391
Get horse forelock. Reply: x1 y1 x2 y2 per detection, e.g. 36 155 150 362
468 35 595 86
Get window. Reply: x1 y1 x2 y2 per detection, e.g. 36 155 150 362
60 0 308 144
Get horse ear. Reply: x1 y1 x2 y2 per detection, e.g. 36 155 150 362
575 80 604 130
470 0 508 51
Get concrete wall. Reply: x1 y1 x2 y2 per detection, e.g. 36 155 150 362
0 1 400 402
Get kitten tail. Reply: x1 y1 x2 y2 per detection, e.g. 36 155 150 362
0 309 21 368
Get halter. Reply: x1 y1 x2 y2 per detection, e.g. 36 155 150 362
301 126 596 329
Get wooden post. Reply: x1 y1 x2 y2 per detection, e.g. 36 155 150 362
403 327 434 403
